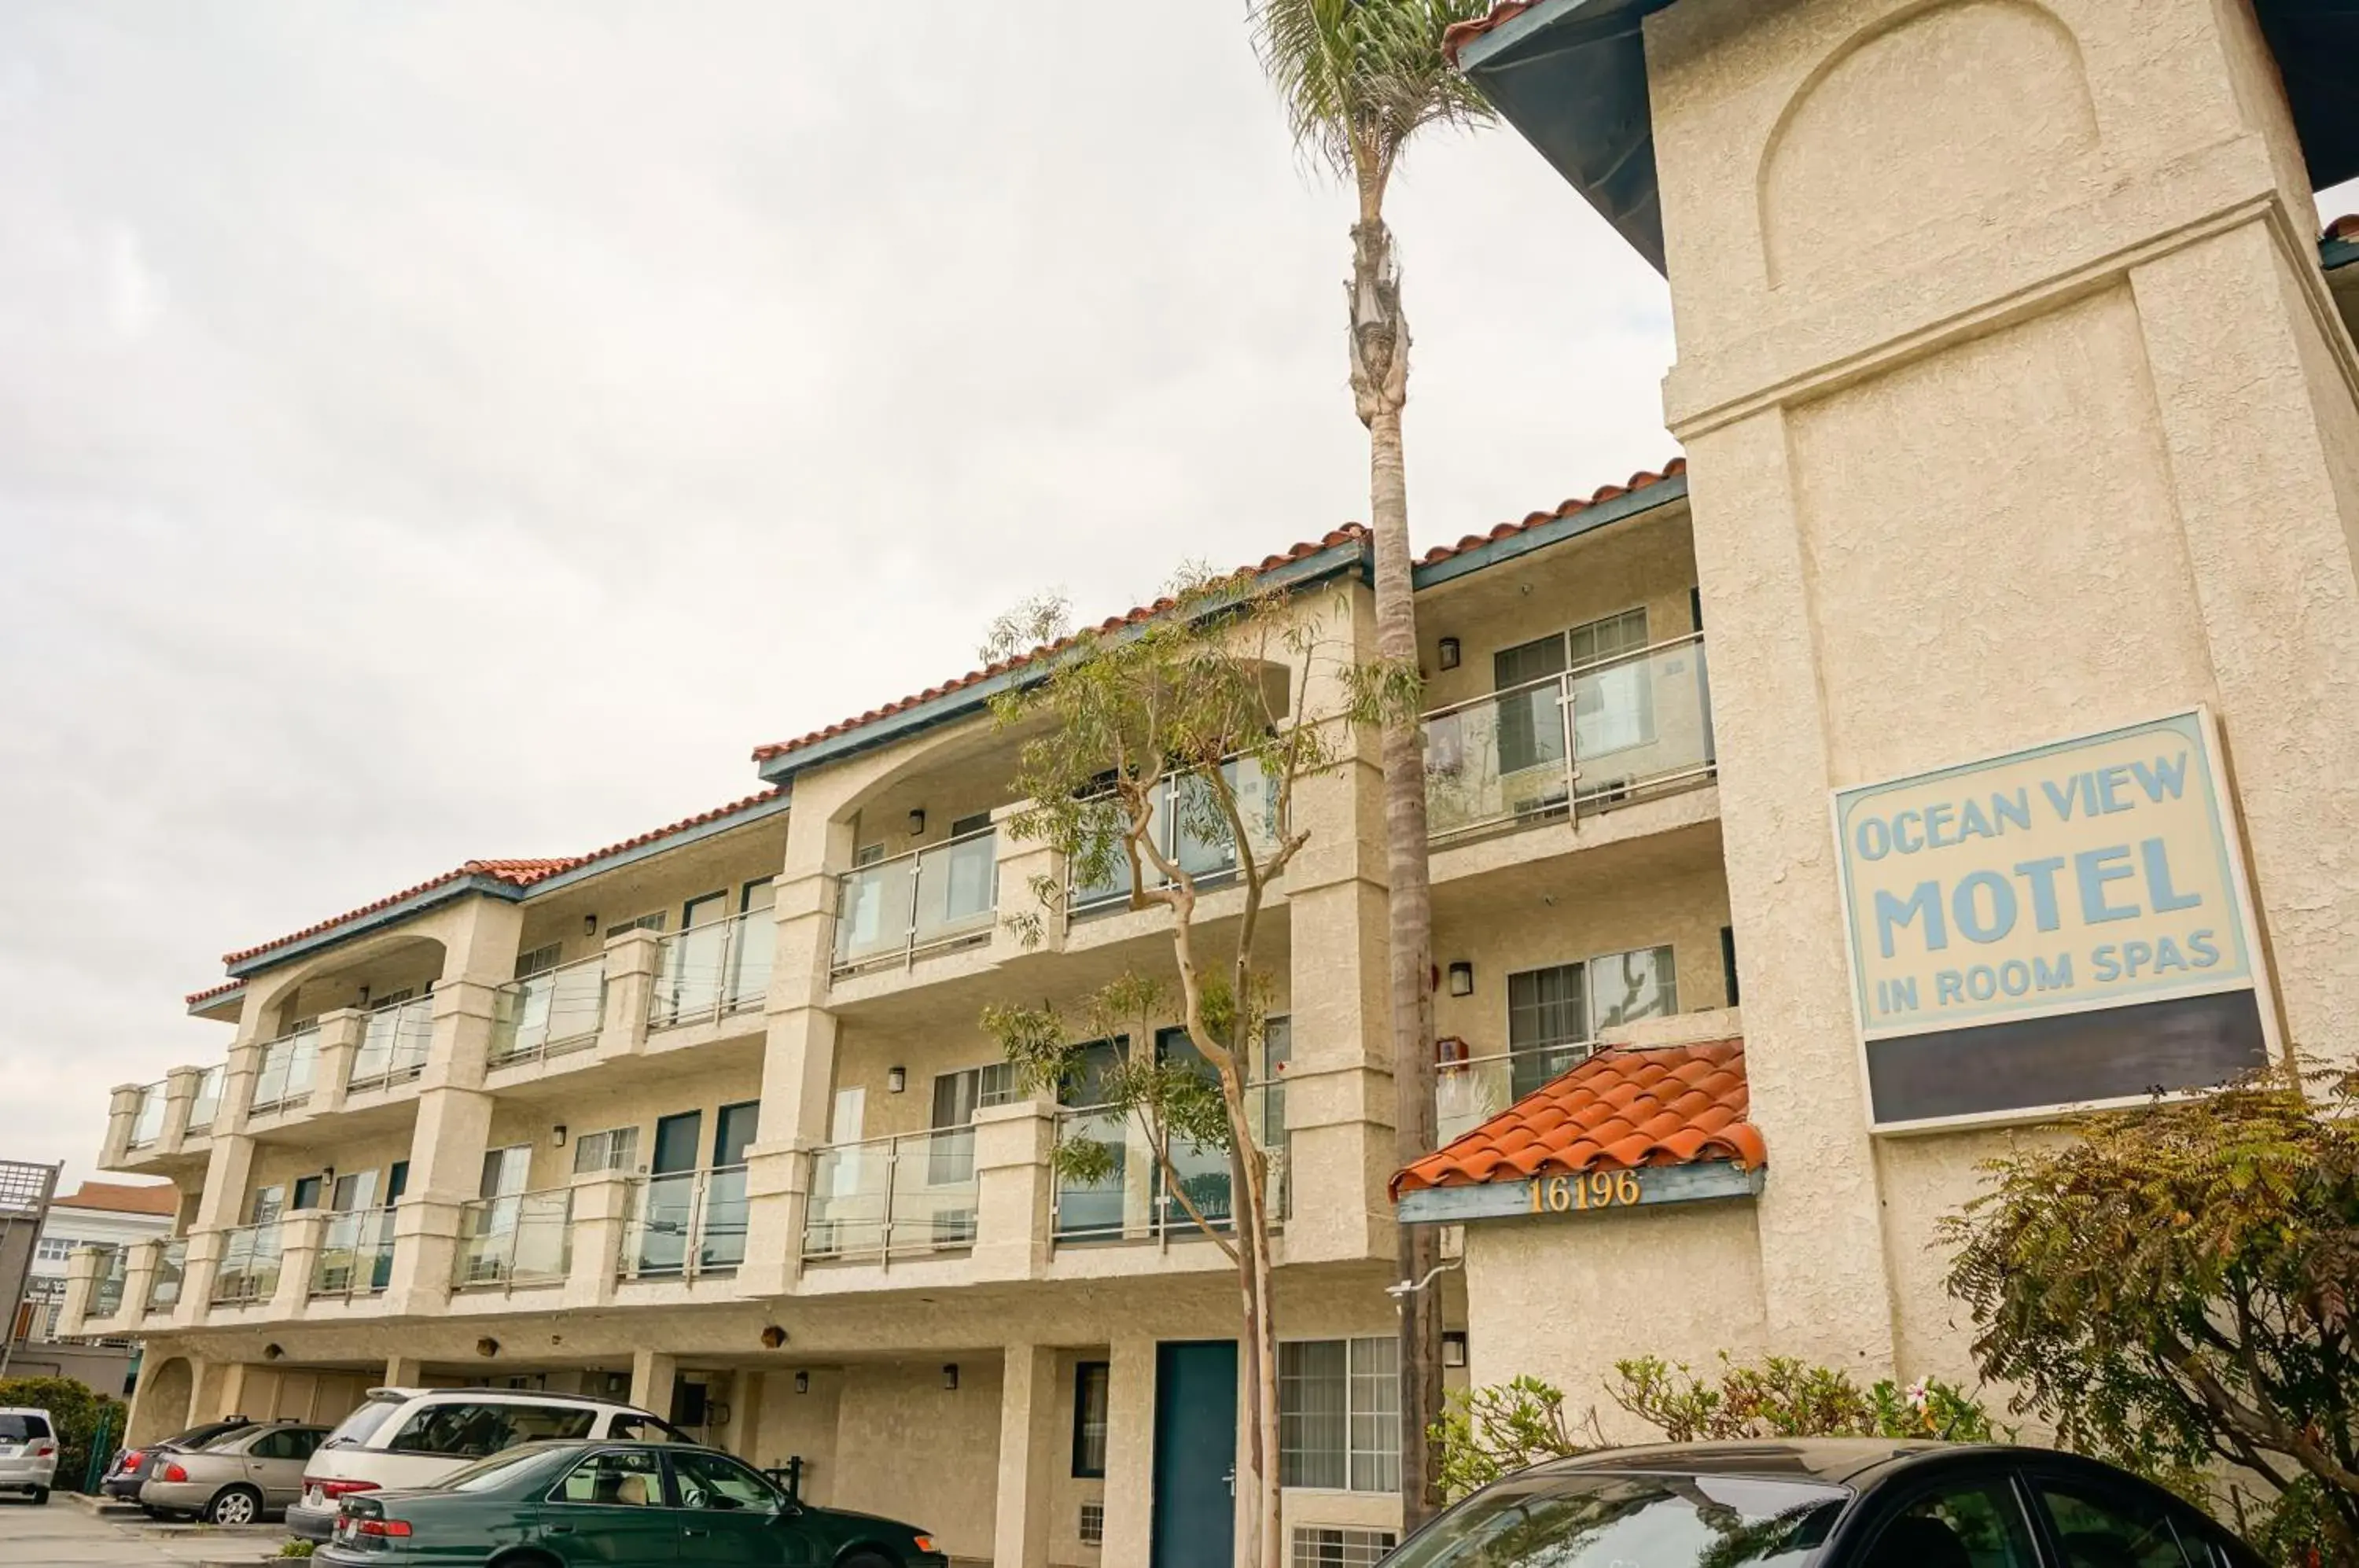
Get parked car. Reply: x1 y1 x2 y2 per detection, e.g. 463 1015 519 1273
316 1440 946 1568
101 1414 256 1504
136 1420 326 1525
1382 1439 2264 1568
288 1387 691 1545
0 1408 58 1505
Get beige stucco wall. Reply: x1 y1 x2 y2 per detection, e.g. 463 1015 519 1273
833 1358 1006 1560
483 1056 764 1190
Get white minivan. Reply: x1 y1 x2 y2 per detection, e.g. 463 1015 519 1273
286 1387 689 1544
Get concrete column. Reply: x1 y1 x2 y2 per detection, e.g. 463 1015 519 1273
159 1066 204 1155
385 1356 424 1389
273 1212 327 1318
218 1363 251 1423
178 1230 224 1327
598 929 664 1062
120 1239 162 1327
970 1102 1055 1279
992 1346 1062 1568
384 1198 466 1317
1100 1336 1157 1568
630 1348 677 1418
312 1008 366 1116
101 1084 144 1169
55 1246 106 1338
561 1172 633 1309
730 1371 767 1464
993 804 1067 955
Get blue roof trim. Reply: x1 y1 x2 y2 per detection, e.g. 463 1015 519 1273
1411 472 1688 590
225 873 531 981
2325 231 2358 272
524 790 793 897
186 985 246 1019
755 537 1375 785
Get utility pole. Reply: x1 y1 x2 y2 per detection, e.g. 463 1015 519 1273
0 1160 63 1382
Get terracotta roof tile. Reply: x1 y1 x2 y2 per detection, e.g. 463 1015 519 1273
1443 0 1544 64
54 1180 179 1216
184 978 244 1007
1392 1038 1763 1195
2330 214 2359 244
1416 460 1685 568
750 529 1371 765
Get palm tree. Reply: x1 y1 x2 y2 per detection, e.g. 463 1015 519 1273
1249 0 1492 1529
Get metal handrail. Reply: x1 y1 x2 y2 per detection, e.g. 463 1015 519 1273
347 996 434 1093
311 1206 399 1299
210 1221 285 1305
248 1027 321 1116
620 1164 751 1279
649 909 775 1029
1418 630 1707 723
830 826 999 976
1435 1040 1597 1143
145 1239 187 1312
454 1187 575 1288
186 1066 225 1135
1049 1082 1289 1245
801 1129 981 1262
1063 757 1285 916
491 955 608 1064
126 1084 167 1149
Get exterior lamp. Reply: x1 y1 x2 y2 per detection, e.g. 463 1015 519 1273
887 1066 907 1095
1437 637 1461 671
907 809 926 836
584 915 598 937
795 1371 810 1394
1447 962 1474 997
552 1125 568 1148
941 1364 959 1391
1443 1332 1468 1369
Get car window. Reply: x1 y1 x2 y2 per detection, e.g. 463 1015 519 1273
609 1413 694 1444
322 1397 406 1450
177 1419 248 1448
195 1427 259 1452
672 1450 782 1512
436 1447 565 1493
550 1448 666 1508
1387 1472 1846 1568
0 1415 52 1441
2033 1478 2202 1568
389 1401 595 1458
1860 1477 2040 1568
248 1430 302 1459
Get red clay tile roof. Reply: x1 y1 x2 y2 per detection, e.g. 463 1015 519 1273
185 978 244 1007
54 1180 180 1217
202 787 787 988
2331 214 2359 243
1443 0 1544 64
1392 1039 1763 1195
1417 460 1684 568
749 529 1371 764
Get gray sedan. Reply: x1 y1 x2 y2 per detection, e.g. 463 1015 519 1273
138 1422 326 1524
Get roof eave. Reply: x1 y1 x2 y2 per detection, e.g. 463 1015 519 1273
523 789 793 898
223 873 530 981
186 985 246 1021
1412 469 1688 589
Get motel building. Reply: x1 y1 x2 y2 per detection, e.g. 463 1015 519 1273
55 6 2359 1568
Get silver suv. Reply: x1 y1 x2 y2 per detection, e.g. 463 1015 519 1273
0 1408 58 1504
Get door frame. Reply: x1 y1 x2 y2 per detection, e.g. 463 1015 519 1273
1151 1338 1239 1568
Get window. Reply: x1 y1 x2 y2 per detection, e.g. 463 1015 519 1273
249 1428 321 1461
480 1145 532 1198
1493 632 1570 778
604 912 666 939
1080 1503 1106 1546
248 1185 285 1226
1072 1362 1110 1478
1293 1528 1397 1567
1591 945 1677 1031
1279 1337 1397 1493
1567 605 1654 759
573 1126 642 1176
2032 1478 2201 1568
1506 947 1679 1098
672 1449 782 1511
514 942 565 979
550 1447 663 1507
35 1237 74 1263
391 1401 594 1459
932 1065 1017 1128
290 1176 323 1212
1860 1478 2039 1568
320 1394 405 1451
0 1414 52 1442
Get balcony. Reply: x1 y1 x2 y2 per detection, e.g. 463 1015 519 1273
620 1165 749 1279
801 1129 980 1261
210 1221 285 1305
1436 1042 1595 1145
248 1027 321 1117
831 827 998 978
347 997 433 1095
310 1207 398 1299
1067 762 1280 918
454 1189 575 1289
1051 1084 1287 1245
491 957 606 1066
147 1239 187 1314
125 1084 166 1151
186 1066 224 1136
91 1246 127 1319
649 910 774 1032
1423 631 1715 841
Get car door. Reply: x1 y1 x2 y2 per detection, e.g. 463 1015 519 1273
1843 1464 2043 1568
2022 1467 2214 1567
537 1448 679 1566
246 1426 321 1509
664 1448 820 1566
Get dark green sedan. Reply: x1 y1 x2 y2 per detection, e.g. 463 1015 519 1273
313 1440 946 1568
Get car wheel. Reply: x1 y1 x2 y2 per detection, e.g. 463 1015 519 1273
838 1553 896 1568
28 1488 49 1506
489 1552 562 1568
204 1486 262 1526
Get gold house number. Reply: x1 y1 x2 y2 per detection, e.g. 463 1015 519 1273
1529 1169 1643 1215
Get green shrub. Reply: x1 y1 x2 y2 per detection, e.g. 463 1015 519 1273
277 1541 317 1558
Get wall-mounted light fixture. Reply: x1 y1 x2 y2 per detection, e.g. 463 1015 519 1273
887 1066 907 1095
321 1165 337 1184
476 1337 501 1359
907 808 927 836
1437 637 1461 671
1443 1331 1468 1369
1447 962 1474 998
584 915 599 937
760 1324 788 1349
795 1370 811 1395
263 1343 285 1361
552 1124 568 1148
941 1364 959 1391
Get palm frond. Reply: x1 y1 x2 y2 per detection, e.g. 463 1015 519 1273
1249 0 1496 190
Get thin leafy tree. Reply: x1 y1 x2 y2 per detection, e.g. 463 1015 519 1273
1250 0 1493 1522
980 569 1355 1568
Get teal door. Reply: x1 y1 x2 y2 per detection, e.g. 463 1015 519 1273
1152 1341 1238 1568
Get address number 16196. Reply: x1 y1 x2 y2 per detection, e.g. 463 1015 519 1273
1529 1169 1642 1215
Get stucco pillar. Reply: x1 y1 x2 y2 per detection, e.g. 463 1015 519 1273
992 1346 1061 1568
730 1371 767 1463
273 1211 327 1318
1099 1335 1157 1568
55 1246 105 1338
101 1084 143 1169
630 1348 677 1418
311 1007 366 1116
993 804 1066 955
159 1066 204 1155
970 1102 1055 1279
385 1356 424 1389
217 1362 250 1423
561 1172 632 1309
597 929 664 1062
392 910 516 1315
120 1239 162 1328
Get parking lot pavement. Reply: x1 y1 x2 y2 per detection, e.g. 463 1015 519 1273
0 1497 288 1566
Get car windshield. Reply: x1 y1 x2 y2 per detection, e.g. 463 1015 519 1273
432 1446 568 1493
321 1396 407 1450
1388 1470 1849 1568
193 1427 259 1452
0 1415 50 1442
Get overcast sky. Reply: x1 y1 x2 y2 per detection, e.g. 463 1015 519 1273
1 7 2352 1189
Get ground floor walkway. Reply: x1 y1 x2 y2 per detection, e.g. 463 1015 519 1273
0 1496 286 1567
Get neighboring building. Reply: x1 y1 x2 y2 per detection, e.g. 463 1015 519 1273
8 1179 174 1396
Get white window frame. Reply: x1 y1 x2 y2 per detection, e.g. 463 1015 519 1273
1278 1336 1398 1494
1505 943 1680 1054
573 1125 642 1176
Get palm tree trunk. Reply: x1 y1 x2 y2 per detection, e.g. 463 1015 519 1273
1348 210 1446 1527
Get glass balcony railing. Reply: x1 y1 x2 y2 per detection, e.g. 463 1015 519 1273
1435 1040 1596 1147
453 1188 574 1288
348 996 433 1093
211 1222 285 1305
311 1207 398 1298
186 1066 224 1136
146 1239 186 1313
1422 632 1716 841
91 1246 127 1319
1067 762 1282 916
248 1027 321 1117
491 957 606 1065
1051 1083 1288 1245
620 1165 749 1279
801 1129 981 1261
649 909 775 1030
832 828 999 976
126 1084 166 1150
